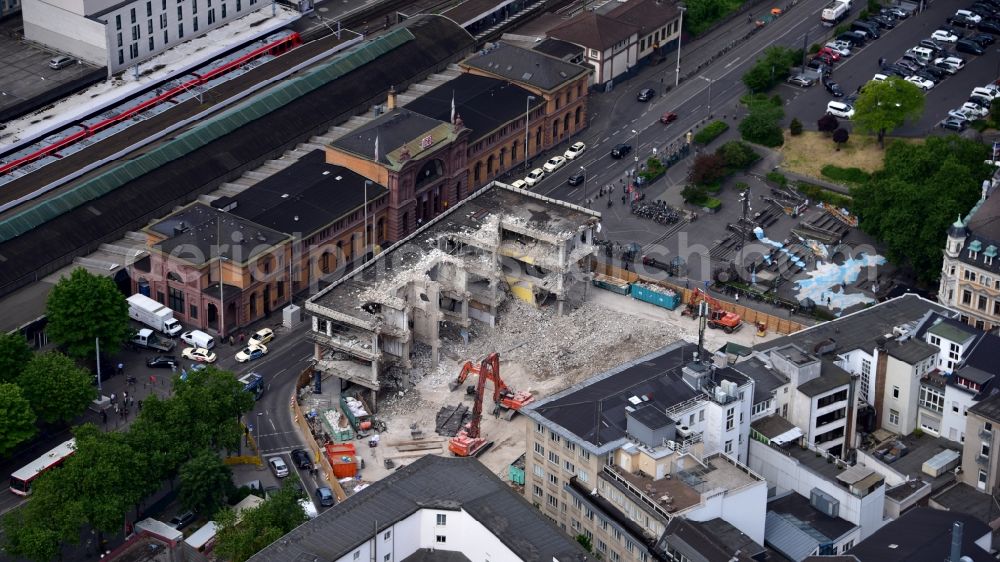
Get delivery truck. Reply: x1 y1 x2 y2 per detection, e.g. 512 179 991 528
127 294 182 336
821 0 851 25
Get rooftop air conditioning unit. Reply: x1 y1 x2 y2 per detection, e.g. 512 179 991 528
676 426 692 438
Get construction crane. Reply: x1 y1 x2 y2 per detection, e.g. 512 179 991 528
448 354 496 457
682 288 744 333
448 353 534 420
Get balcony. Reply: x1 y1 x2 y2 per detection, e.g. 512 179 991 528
976 454 990 467
980 428 993 441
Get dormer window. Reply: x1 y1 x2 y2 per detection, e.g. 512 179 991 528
968 240 982 260
985 245 997 266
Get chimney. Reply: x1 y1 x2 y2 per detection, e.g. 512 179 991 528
873 344 889 429
387 85 397 111
950 521 963 562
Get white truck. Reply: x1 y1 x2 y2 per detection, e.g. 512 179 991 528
821 0 851 25
131 328 177 352
127 294 182 336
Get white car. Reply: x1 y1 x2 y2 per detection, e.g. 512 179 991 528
955 9 982 23
935 56 966 72
871 73 888 82
509 179 528 189
524 168 545 187
904 75 935 90
826 101 855 119
268 456 289 478
235 343 268 363
248 328 274 346
824 41 851 56
182 347 217 363
961 101 989 118
948 108 973 121
971 87 997 101
542 155 566 173
563 141 586 160
931 30 959 43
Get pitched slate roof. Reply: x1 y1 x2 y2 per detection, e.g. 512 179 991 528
606 0 681 35
462 42 590 92
247 455 590 562
548 12 639 51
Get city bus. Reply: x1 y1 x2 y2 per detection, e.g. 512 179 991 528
239 372 265 401
9 439 76 496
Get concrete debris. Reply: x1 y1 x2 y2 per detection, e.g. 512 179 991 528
435 404 470 437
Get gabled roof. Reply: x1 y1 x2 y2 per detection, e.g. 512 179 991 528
533 38 585 61
548 12 639 51
461 42 590 92
606 0 681 34
247 455 590 562
329 108 454 169
966 193 1000 245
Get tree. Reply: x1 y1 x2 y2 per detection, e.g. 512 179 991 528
18 352 95 424
717 141 760 170
0 383 36 455
46 268 130 359
179 449 234 516
817 114 839 135
741 46 800 92
214 484 308 562
789 117 803 136
0 333 32 384
853 77 924 147
2 510 63 562
576 534 594 553
687 153 726 186
832 128 850 151
991 98 1000 128
739 112 784 147
851 136 991 281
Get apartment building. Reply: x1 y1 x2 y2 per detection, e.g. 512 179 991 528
881 338 938 436
22 0 274 74
939 190 1000 332
0 0 20 19
959 391 1000 492
521 341 766 562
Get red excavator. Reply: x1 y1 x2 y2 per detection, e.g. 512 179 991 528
448 353 534 457
682 288 743 333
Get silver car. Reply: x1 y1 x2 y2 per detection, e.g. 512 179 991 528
268 456 289 478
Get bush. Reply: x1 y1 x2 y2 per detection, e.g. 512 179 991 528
771 94 783 108
789 118 803 136
832 127 849 150
817 114 839 135
820 165 870 185
702 197 723 210
809 43 821 54
797 182 853 208
716 140 760 170
858 10 869 20
766 171 788 186
868 0 882 12
681 184 709 204
639 157 666 183
834 23 850 35
688 153 727 186
739 113 784 147
693 120 729 145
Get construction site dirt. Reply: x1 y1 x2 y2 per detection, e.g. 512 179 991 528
358 287 777 482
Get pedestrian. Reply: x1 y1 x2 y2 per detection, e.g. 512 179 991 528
123 390 128 402
110 392 116 403
150 374 157 385
240 332 246 344
229 335 235 346
138 400 143 411
748 13 753 23
685 279 690 289
114 403 119 415
735 293 740 302
622 194 627 204
117 362 124 376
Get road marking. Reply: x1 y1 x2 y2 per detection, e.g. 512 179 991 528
725 56 742 68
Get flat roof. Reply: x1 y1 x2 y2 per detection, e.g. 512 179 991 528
527 342 750 450
217 149 389 236
757 294 952 356
308 182 599 322
930 482 995 525
246 455 590 562
797 362 852 398
461 42 590 92
733 356 788 404
866 434 960 492
629 403 674 430
846 507 990 561
752 415 799 441
148 203 288 266
886 338 938 364
768 492 857 542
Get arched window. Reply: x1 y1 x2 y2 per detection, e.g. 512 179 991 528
166 271 182 282
575 106 582 126
487 154 496 175
563 113 571 132
474 161 483 183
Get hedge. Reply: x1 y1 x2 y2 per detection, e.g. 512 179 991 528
797 182 853 209
693 120 729 145
820 165 870 185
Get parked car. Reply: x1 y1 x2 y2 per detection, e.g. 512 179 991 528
900 53 926 67
894 59 922 73
787 74 816 87
542 155 566 173
268 456 290 478
509 179 528 189
806 59 831 74
913 69 942 84
824 79 845 97
871 73 889 82
940 117 969 131
181 347 217 363
970 32 996 46
970 4 1000 19
524 168 545 186
566 172 585 186
948 108 974 121
659 111 679 124
957 38 986 54
972 86 998 100
885 6 909 18
248 328 274 346
826 101 855 119
817 47 842 62
563 141 586 160
969 94 993 109
978 19 1000 33
824 41 851 56
905 75 935 90
932 29 960 43
146 355 179 369
610 143 632 159
961 101 990 118
837 31 867 47
917 64 947 79
316 486 335 507
813 53 837 66
948 14 979 28
169 511 196 530
636 88 655 102
918 39 947 55
934 56 966 73
48 55 75 69
291 448 313 470
235 344 267 363
957 9 985 23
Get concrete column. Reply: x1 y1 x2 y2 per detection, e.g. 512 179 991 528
427 283 441 366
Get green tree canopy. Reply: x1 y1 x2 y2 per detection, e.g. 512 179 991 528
741 47 801 92
214 484 308 562
0 383 36 455
852 77 924 147
46 268 131 359
179 449 234 516
0 333 33 384
18 352 95 424
851 136 991 282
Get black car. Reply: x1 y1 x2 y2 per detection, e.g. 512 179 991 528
895 58 922 73
971 4 1000 18
957 38 986 54
610 143 632 159
880 64 909 77
918 39 947 55
913 69 941 84
918 64 947 79
806 59 832 75
169 511 196 530
938 24 964 36
970 94 993 108
566 172 585 186
146 355 178 369
948 14 979 28
869 15 896 28
971 32 996 46
837 31 867 47
879 7 901 20
979 19 1000 33
291 448 313 470
824 80 845 97
636 88 655 102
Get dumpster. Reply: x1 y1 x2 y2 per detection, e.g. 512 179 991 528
324 443 359 479
630 282 680 310
592 273 630 295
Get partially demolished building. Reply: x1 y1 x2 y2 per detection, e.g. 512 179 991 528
305 182 600 406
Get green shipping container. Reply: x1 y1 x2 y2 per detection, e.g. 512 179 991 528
509 453 526 485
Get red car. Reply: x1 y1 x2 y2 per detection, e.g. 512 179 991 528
817 46 842 61
660 112 678 124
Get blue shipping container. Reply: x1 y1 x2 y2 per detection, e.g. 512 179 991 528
630 283 680 310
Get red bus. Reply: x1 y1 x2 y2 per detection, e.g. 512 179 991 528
9 439 76 496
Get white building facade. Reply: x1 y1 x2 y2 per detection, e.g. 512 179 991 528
22 0 269 74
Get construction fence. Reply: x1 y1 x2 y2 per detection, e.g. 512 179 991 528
292 367 348 502
592 261 805 336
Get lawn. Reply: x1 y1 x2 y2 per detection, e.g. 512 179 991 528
777 131 921 179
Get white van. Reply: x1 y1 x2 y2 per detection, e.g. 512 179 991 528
181 330 215 350
908 47 933 64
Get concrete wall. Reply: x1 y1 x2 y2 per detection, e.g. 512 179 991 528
684 478 768 545
883 355 919 435
23 0 107 64
942 385 974 443
960 411 999 491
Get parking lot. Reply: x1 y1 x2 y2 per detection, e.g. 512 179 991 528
0 17 102 122
777 0 1000 135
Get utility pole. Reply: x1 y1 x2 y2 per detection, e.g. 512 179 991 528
675 5 686 87
737 187 751 281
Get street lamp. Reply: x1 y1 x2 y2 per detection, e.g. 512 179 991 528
698 75 713 117
580 165 587 206
675 5 686 87
524 95 537 173
631 128 639 167
256 412 263 469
